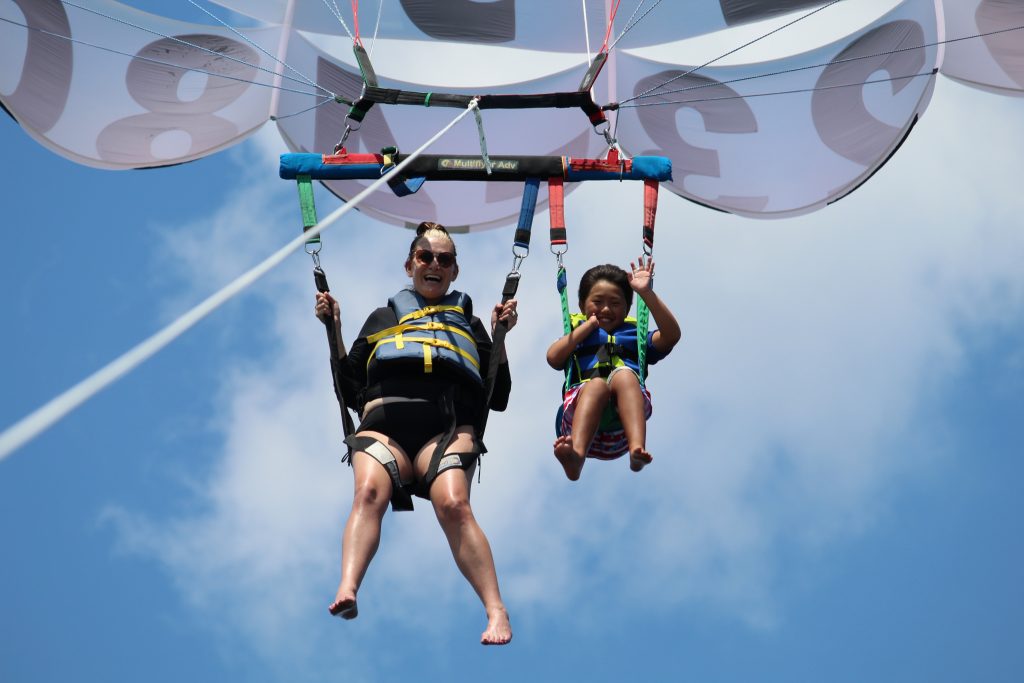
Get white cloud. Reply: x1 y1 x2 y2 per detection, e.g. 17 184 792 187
107 77 1024 668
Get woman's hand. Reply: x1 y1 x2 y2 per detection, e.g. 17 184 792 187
628 255 655 294
315 291 341 328
491 298 519 332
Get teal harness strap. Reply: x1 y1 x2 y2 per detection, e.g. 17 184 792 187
557 265 573 393
635 298 649 388
296 174 320 248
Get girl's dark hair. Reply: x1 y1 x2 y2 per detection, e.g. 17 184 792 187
407 221 457 258
578 264 632 310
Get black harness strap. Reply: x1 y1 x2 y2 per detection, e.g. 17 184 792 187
344 434 415 512
315 267 357 443
344 40 607 128
476 179 537 437
422 387 484 497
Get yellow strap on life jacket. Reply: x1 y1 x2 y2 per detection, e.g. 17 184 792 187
368 337 481 372
397 304 465 325
365 321 475 346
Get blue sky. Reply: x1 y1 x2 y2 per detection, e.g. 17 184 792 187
3 11 1024 683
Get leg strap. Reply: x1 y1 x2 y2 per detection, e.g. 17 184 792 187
344 434 415 512
417 449 482 499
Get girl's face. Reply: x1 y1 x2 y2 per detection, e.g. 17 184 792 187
582 279 628 332
405 234 458 303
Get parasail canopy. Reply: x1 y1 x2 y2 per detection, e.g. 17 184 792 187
2 0 1022 229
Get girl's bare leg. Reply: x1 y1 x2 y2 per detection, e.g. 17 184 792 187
610 371 651 471
554 381 611 481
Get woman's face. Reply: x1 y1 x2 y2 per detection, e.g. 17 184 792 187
582 279 628 333
405 234 458 303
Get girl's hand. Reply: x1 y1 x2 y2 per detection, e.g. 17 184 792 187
492 298 519 331
628 255 655 293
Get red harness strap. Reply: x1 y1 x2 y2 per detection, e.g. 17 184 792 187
643 179 658 252
548 177 566 247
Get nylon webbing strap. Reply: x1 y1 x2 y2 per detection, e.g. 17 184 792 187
636 299 650 388
548 177 566 246
357 87 603 118
478 269 521 438
515 178 541 250
578 52 608 92
296 175 320 247
643 179 658 252
557 266 573 393
314 267 356 440
636 180 659 386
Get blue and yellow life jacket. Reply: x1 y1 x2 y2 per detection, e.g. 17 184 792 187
566 313 644 389
366 288 482 386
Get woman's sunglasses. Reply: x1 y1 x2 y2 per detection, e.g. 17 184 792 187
413 248 456 268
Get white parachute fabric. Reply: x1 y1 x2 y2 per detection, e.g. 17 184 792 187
613 0 941 216
212 0 613 50
2 0 1021 226
940 0 1024 95
0 0 281 169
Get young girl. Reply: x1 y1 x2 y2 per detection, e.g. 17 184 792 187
546 257 680 481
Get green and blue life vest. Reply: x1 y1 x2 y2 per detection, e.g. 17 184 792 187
566 313 646 390
366 288 483 386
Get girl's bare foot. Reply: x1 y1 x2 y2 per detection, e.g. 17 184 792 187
481 606 512 645
629 446 652 472
553 435 584 481
328 591 358 619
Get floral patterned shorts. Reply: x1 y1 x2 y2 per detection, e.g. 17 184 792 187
559 374 652 459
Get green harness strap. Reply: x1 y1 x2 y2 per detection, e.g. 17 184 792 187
296 174 320 249
295 175 356 446
557 265 573 393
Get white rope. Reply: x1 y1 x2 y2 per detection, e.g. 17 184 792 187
368 0 385 58
582 0 593 65
56 0 331 97
625 0 844 104
321 0 356 40
0 101 481 462
472 107 493 175
0 15 327 99
609 0 663 52
186 0 326 95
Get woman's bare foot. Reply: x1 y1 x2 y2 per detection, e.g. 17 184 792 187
553 435 584 481
481 606 512 645
328 591 358 619
629 446 652 472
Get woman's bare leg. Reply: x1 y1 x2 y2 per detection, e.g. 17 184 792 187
330 435 409 618
421 431 512 645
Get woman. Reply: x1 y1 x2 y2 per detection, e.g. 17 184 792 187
315 222 517 645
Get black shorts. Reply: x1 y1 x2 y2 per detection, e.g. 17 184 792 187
358 398 478 463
